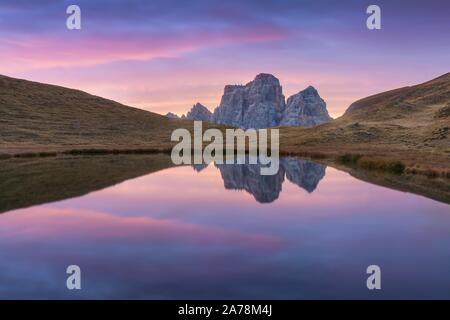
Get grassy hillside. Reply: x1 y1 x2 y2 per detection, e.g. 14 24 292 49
0 72 449 176
280 73 450 175
0 74 215 154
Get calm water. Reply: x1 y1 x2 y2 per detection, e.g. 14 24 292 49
0 157 449 299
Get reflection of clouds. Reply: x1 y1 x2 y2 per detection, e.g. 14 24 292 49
0 206 284 299
1 160 450 299
0 207 282 249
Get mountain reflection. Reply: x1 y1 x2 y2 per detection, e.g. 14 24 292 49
1 155 448 216
212 157 326 203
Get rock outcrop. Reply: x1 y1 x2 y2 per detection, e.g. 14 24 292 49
280 86 332 127
186 103 213 122
212 73 286 129
169 74 332 129
165 112 180 119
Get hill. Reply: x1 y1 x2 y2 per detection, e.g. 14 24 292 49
0 72 449 177
280 73 450 175
0 74 206 154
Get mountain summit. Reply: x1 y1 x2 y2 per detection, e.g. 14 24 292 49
186 103 213 122
212 73 286 129
174 74 332 129
280 86 331 127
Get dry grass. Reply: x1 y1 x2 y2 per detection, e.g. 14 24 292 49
356 157 405 174
1 73 449 178
0 74 227 154
279 73 450 176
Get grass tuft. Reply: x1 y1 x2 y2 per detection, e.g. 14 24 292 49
337 153 405 174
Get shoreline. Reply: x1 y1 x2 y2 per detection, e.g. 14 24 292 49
1 144 449 180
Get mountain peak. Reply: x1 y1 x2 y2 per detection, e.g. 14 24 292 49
301 86 319 95
214 73 285 128
186 103 213 122
252 73 281 85
280 86 331 127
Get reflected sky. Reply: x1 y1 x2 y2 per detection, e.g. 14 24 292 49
0 163 449 299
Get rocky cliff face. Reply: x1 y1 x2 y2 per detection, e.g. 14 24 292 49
212 73 286 129
169 74 332 128
280 86 331 127
186 103 213 122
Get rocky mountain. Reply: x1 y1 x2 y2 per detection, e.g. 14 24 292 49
172 74 331 129
280 86 331 127
186 103 213 122
212 73 286 129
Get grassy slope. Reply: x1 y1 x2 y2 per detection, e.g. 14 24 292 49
0 73 449 174
0 74 222 154
280 73 450 173
1 73 449 209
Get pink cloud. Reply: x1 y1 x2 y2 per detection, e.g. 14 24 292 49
0 24 288 72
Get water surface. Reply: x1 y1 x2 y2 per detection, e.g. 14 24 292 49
0 156 449 299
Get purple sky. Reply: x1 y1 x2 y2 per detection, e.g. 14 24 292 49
1 0 449 117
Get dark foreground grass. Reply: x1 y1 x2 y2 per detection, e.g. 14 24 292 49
62 148 172 156
336 153 363 164
13 152 57 158
337 153 405 174
357 157 406 174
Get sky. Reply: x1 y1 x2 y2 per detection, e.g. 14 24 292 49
0 0 449 118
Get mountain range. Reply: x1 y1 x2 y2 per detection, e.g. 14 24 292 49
167 73 332 129
0 72 449 178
